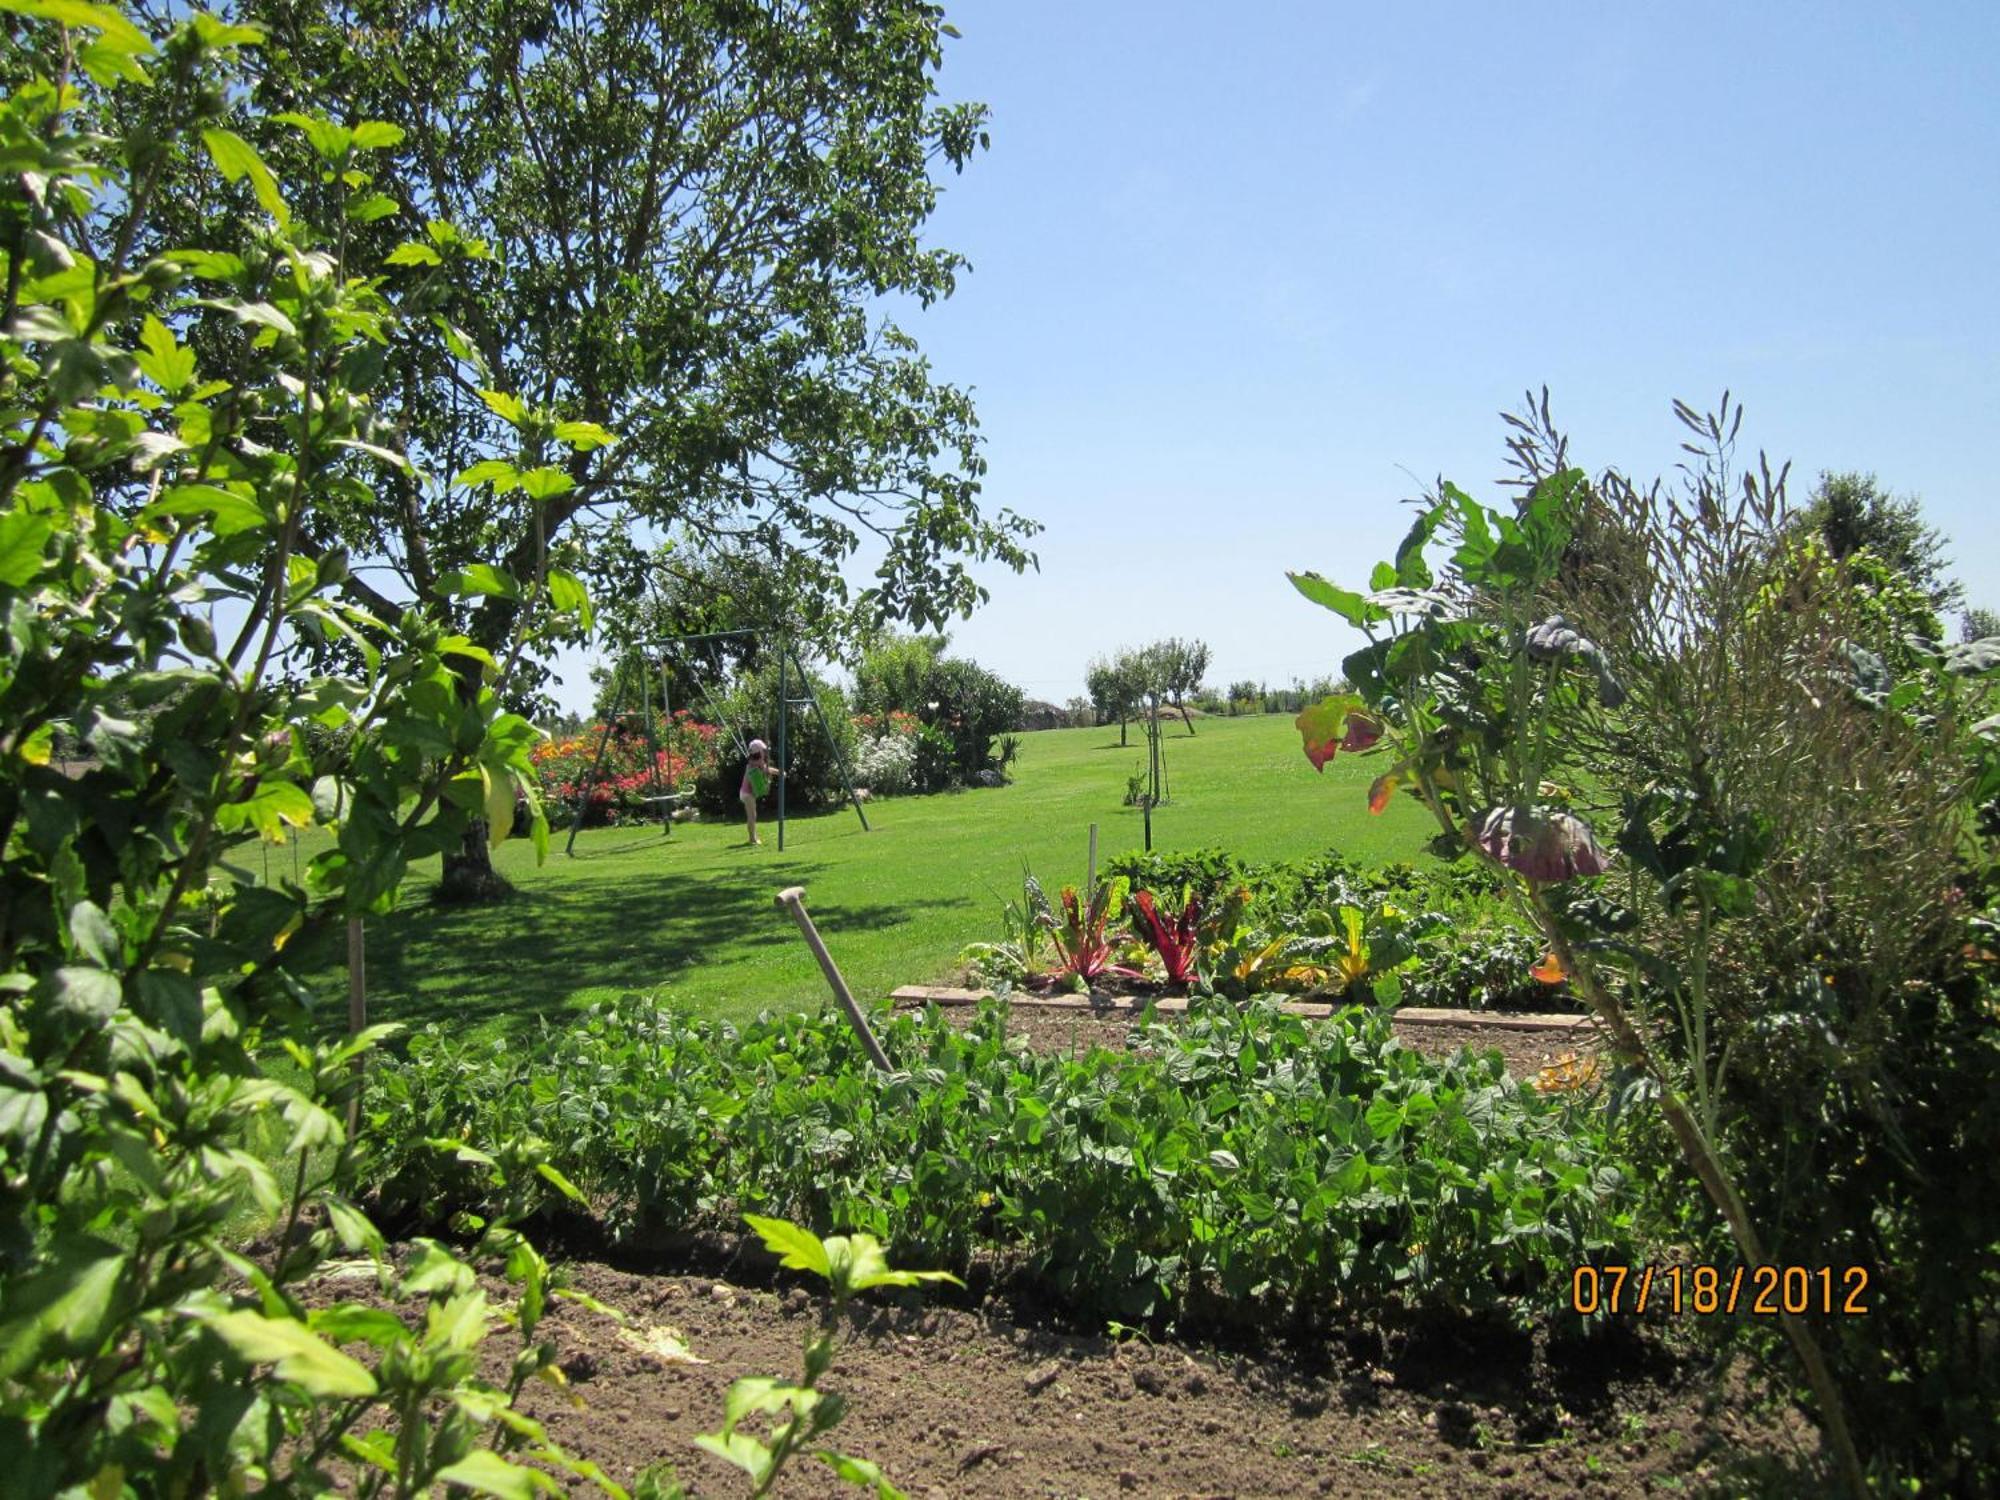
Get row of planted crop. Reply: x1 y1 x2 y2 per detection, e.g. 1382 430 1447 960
362 994 1634 1329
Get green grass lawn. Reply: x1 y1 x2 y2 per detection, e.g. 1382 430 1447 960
285 712 1436 1037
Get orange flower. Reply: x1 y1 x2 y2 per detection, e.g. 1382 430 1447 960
1530 951 1567 984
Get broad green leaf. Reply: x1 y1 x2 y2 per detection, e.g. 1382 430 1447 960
0 0 152 56
723 1375 799 1430
546 569 591 624
76 36 148 82
189 11 263 46
529 808 550 863
437 565 522 600
1286 571 1386 627
274 112 352 162
693 1431 775 1486
309 1305 408 1349
199 1309 377 1397
68 901 119 966
134 315 196 394
744 1214 830 1280
454 459 520 492
553 420 616 450
351 121 406 150
46 965 122 1026
518 466 573 501
0 510 55 586
345 191 400 223
0 1241 127 1380
434 1451 556 1499
479 389 526 427
147 483 267 537
483 766 516 845
385 241 442 267
216 780 315 842
822 1232 962 1295
200 130 289 226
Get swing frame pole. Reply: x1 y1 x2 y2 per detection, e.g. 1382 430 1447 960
565 668 628 857
788 638 869 833
775 647 789 851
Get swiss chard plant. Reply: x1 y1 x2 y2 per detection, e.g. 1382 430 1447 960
1127 886 1201 988
1039 875 1136 987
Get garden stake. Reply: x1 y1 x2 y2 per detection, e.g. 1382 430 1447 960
774 886 892 1070
345 916 365 1136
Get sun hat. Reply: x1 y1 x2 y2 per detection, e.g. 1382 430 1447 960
747 738 767 756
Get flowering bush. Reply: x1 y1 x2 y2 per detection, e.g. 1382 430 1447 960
855 732 917 796
530 711 721 826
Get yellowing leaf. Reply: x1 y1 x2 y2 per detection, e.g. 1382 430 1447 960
614 1323 707 1365
1530 952 1567 984
481 764 516 846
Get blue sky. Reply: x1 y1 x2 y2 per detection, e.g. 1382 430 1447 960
553 1 1999 712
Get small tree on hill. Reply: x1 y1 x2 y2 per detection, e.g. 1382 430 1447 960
1086 651 1145 745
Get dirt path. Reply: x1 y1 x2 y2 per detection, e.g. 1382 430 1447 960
510 1259 1811 1498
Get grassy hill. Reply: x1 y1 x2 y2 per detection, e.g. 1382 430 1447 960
285 712 1437 1034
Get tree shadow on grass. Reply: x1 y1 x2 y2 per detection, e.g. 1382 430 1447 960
294 854 973 1040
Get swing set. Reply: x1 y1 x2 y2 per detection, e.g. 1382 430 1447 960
562 629 869 856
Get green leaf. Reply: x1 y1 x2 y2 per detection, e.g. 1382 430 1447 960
46 965 122 1027
199 1309 378 1397
1286 571 1386 627
274 112 352 162
216 780 315 842
0 1241 127 1380
434 1451 556 1499
0 0 153 56
723 1375 800 1430
437 564 523 600
350 120 406 151
385 241 443 267
345 191 400 223
200 130 289 226
479 389 526 427
0 509 55 586
454 460 520 492
552 420 616 451
143 483 267 538
518 466 573 501
134 315 196 394
743 1214 831 1280
693 1432 775 1486
545 569 591 626
819 1451 906 1498
535 1161 586 1204
309 1305 408 1349
68 901 119 966
823 1233 963 1296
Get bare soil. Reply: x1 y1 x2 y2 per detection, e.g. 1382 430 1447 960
492 1257 1814 1498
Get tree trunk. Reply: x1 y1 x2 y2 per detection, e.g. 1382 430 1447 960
1119 716 1127 746
437 819 513 903
1176 698 1195 735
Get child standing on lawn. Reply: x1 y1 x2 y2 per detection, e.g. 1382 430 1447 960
739 739 782 846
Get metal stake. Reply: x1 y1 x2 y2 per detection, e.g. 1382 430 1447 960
774 885 891 1070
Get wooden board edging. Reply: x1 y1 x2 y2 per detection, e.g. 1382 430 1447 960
889 986 1599 1033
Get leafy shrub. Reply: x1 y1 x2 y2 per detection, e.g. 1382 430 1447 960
0 12 611 1492
531 711 720 826
910 720 958 792
1103 846 1244 906
853 731 917 796
693 662 860 814
366 996 1635 1329
1285 392 2000 1490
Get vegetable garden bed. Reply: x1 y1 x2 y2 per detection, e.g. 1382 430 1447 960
892 987 1605 1081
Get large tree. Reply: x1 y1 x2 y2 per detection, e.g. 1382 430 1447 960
1790 470 1961 614
132 0 1038 894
